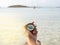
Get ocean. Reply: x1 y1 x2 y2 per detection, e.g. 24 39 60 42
0 8 60 45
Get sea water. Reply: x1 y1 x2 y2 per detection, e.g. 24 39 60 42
0 8 60 45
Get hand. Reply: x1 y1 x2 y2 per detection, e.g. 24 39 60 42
24 22 38 45
24 22 38 37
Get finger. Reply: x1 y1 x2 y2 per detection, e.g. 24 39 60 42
32 21 37 27
32 21 34 24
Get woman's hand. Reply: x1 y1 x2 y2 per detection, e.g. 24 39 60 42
24 22 38 45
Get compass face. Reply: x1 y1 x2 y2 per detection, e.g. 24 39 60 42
27 24 34 31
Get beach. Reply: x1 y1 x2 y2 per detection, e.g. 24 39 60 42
0 8 60 45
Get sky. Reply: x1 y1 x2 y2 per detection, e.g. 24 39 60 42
0 0 60 7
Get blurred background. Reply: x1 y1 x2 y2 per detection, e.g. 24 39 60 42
0 0 60 45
